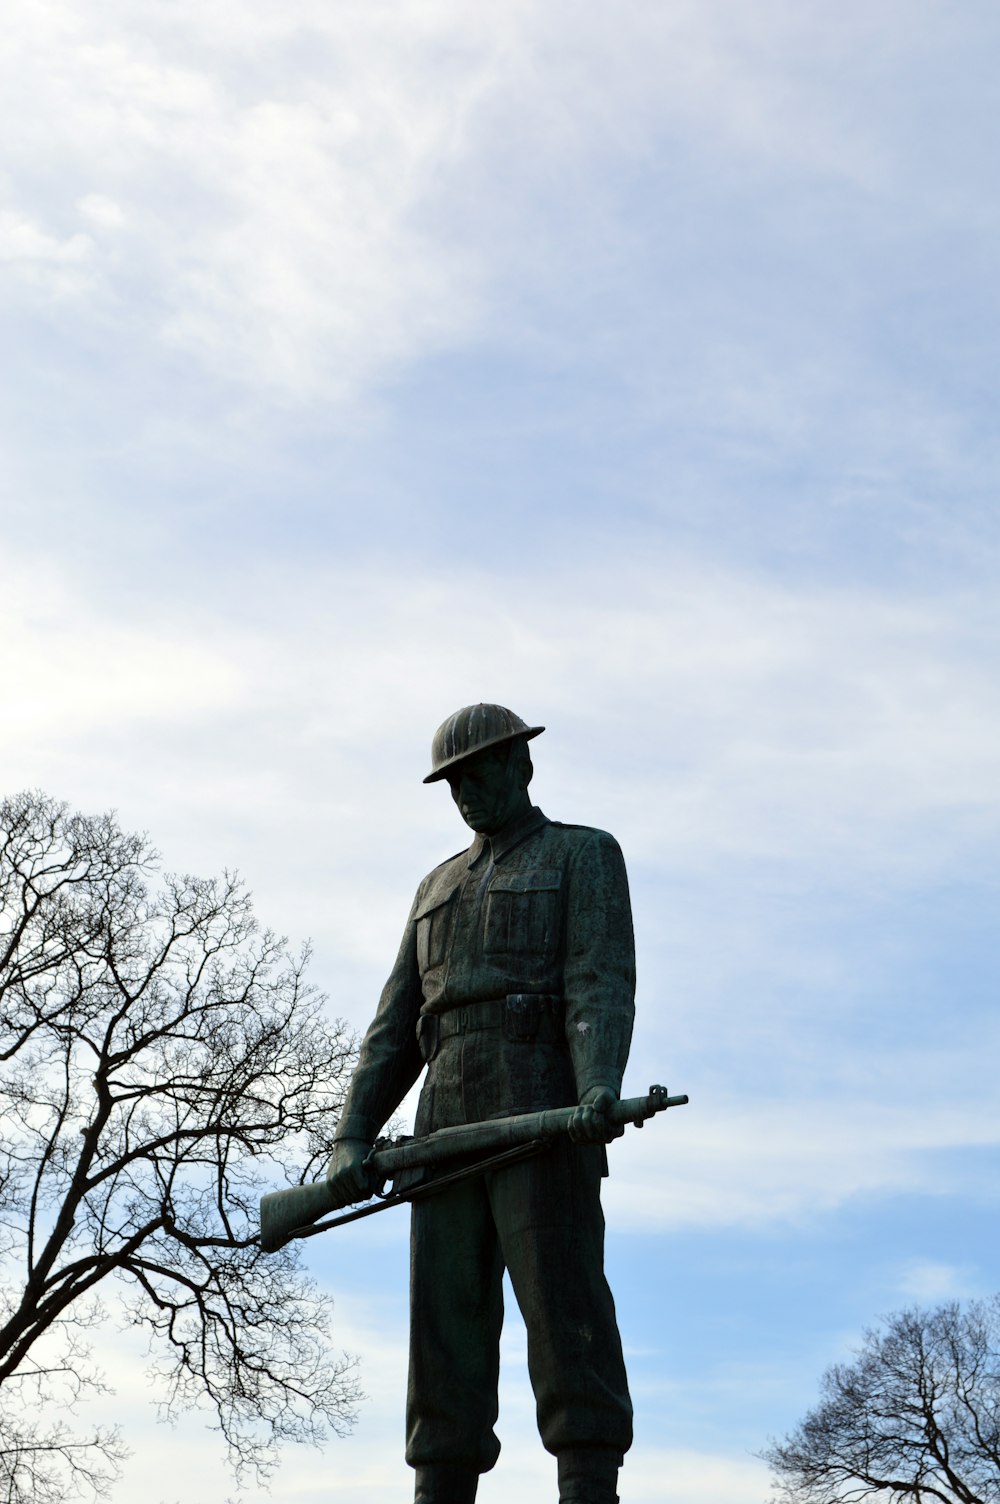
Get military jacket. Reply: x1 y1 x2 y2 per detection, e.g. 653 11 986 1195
336 806 636 1145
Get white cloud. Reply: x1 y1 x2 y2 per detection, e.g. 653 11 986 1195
0 559 244 740
0 209 95 298
0 0 956 399
4 543 999 926
1 2 488 394
623 1447 770 1504
606 1086 1000 1232
77 193 127 231
896 1259 981 1303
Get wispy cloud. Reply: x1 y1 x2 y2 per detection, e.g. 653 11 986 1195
3 1 977 404
895 1259 982 1303
0 559 243 740
607 1093 1000 1231
0 210 96 298
5 546 997 887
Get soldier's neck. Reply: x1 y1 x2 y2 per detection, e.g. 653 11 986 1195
482 791 532 838
468 803 545 867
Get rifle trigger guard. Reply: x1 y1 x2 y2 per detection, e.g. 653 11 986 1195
366 1135 405 1198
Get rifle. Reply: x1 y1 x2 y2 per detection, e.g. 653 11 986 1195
260 1084 688 1253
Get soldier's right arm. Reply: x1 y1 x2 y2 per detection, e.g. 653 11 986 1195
326 890 426 1199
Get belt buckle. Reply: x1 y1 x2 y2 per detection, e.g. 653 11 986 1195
503 993 541 1043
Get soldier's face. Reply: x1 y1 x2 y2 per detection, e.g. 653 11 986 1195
446 745 522 835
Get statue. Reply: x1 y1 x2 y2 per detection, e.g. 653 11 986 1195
324 704 638 1504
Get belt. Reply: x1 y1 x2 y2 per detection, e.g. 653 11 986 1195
417 994 564 1059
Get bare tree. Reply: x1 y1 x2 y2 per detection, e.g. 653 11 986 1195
763 1298 1000 1504
0 791 361 1503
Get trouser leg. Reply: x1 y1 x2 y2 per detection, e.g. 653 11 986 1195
490 1138 633 1467
413 1462 480 1504
556 1448 621 1504
406 1174 504 1479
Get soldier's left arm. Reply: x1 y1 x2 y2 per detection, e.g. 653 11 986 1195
561 827 636 1108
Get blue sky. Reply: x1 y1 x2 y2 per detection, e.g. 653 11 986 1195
2 3 999 1501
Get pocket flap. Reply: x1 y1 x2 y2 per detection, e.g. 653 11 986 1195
413 885 459 922
489 868 561 895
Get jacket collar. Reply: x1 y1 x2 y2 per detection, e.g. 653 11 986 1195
466 805 548 866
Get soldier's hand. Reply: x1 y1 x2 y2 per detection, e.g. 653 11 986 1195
324 1138 374 1210
568 1086 624 1144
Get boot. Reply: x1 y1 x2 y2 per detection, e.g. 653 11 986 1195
413 1462 479 1504
557 1447 621 1504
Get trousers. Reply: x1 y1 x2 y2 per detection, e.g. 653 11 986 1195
404 1029 633 1473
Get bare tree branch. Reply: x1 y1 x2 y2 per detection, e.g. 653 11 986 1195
762 1298 1000 1504
0 792 361 1502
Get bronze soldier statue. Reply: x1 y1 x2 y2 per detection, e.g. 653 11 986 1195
325 704 635 1504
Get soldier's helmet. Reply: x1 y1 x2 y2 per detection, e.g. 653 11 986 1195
423 703 545 784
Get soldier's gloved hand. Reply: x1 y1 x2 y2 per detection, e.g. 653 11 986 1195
324 1138 374 1210
568 1086 624 1144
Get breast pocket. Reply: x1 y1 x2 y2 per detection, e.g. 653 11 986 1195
484 870 562 958
414 890 456 973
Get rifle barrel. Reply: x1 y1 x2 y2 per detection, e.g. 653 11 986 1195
370 1086 688 1175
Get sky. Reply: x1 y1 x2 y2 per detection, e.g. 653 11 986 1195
2 2 999 1501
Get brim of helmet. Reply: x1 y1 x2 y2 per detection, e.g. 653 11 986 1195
422 725 545 783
